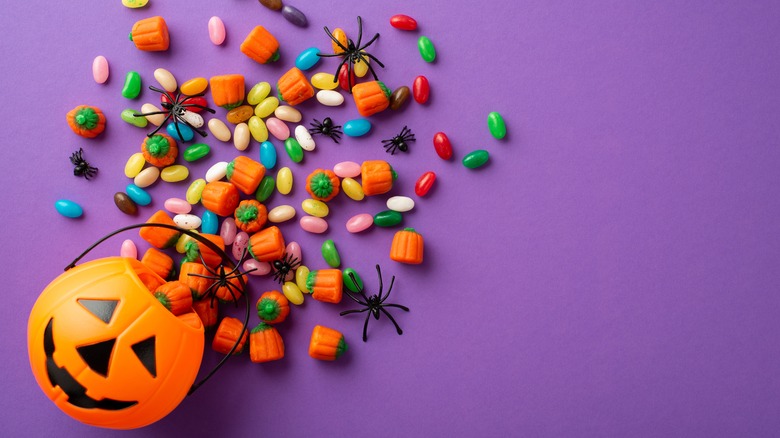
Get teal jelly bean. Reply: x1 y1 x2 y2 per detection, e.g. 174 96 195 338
487 112 506 139
343 268 363 293
260 141 277 169
255 176 275 202
343 118 371 137
295 47 321 71
201 210 218 234
285 138 304 163
183 143 210 162
125 183 152 206
122 71 142 99
462 150 490 169
121 109 148 128
373 210 402 227
321 239 341 268
167 122 194 142
418 36 436 63
55 199 83 218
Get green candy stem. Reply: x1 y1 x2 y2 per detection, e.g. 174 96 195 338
309 172 334 199
336 336 348 358
146 135 170 158
236 204 259 223
75 107 99 129
154 292 172 311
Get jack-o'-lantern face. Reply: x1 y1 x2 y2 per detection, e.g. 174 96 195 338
28 257 204 429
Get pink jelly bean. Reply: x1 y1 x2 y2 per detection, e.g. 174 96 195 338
243 259 271 276
220 217 237 245
164 197 192 214
286 241 302 263
120 239 137 259
208 16 226 45
333 161 361 178
346 213 373 233
266 117 290 141
232 231 249 259
92 55 109 84
300 216 328 233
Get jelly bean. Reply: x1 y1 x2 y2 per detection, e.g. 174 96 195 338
413 76 430 104
300 215 328 233
463 150 490 169
342 268 363 293
333 161 360 178
390 86 410 110
390 14 417 31
114 192 138 215
418 36 436 62
120 239 137 259
247 82 271 106
122 0 149 8
285 138 304 163
295 47 321 71
167 123 194 142
164 197 191 214
286 242 302 264
254 97 279 120
181 77 208 95
122 71 142 99
134 166 160 188
154 68 177 93
266 117 290 141
341 177 365 201
255 176 275 202
281 5 308 27
321 239 341 268
183 143 210 162
259 141 277 170
206 161 228 182
181 110 204 128
248 116 269 143
176 232 196 254
208 16 226 45
161 165 189 182
126 184 152 206
346 213 373 233
232 232 249 259
277 167 293 195
244 259 272 276
296 265 311 293
316 90 344 106
209 118 231 142
373 210 402 227
268 205 296 223
415 171 436 197
220 217 237 245
331 28 348 54
201 210 218 234
433 132 453 160
338 64 354 92
488 111 507 139
343 118 371 137
121 108 148 128
259 0 283 11
227 105 254 124
302 199 329 217
283 281 304 305
311 72 338 90
92 56 109 84
295 125 315 151
234 122 250 151
387 196 415 212
124 153 146 178
186 178 206 204
174 214 202 230
274 105 302 123
172 96 208 114
353 52 369 78
141 103 166 126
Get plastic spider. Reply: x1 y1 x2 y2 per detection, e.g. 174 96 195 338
271 252 301 284
186 247 255 307
317 16 385 91
133 86 215 138
381 126 415 155
69 148 98 180
340 265 409 342
308 117 343 144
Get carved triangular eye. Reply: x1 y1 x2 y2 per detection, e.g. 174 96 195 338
131 336 157 378
77 299 118 324
76 339 116 377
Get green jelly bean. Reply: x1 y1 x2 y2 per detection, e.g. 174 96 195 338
120 109 148 128
487 112 506 139
255 176 275 202
462 150 490 169
122 71 142 99
183 143 211 162
321 239 341 268
342 268 363 293
374 210 403 227
418 36 436 63
285 137 304 163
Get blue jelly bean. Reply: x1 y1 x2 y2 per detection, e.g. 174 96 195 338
343 118 372 137
201 210 218 234
295 47 321 71
55 199 83 218
166 122 194 142
125 184 152 206
260 141 277 170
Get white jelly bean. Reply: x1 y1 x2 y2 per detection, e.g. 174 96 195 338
164 197 192 214
295 125 315 151
333 161 361 178
208 118 231 142
234 122 250 151
316 89 344 106
300 215 328 233
142 103 166 126
174 214 202 230
268 205 296 223
346 213 373 233
220 217 237 245
133 166 160 188
233 231 249 259
120 239 137 259
206 161 228 182
154 68 177 93
92 55 109 84
244 259 271 276
180 110 204 128
274 105 302 123
387 196 415 212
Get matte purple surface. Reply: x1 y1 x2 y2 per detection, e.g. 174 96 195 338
1 1 779 436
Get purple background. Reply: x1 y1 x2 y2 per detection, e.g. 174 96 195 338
2 0 779 436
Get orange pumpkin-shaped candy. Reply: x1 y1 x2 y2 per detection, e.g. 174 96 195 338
192 299 218 330
179 262 214 300
66 105 106 138
249 323 284 363
361 160 396 196
308 325 348 361
248 226 285 262
234 200 267 234
195 234 226 269
351 81 391 117
209 74 245 110
130 16 170 52
28 257 204 429
305 169 340 202
212 316 248 355
307 269 343 304
153 281 193 316
240 26 280 64
389 228 424 265
140 248 174 280
256 290 289 324
141 134 178 167
200 181 240 217
277 67 315 106
139 210 181 249
215 275 244 303
227 156 266 195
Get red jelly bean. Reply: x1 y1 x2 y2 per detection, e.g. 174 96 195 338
415 171 436 197
161 94 208 113
433 132 452 160
413 75 429 104
338 64 355 92
390 14 418 31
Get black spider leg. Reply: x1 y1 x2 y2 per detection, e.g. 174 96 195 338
375 265 408 334
132 86 175 137
69 148 82 164
340 271 375 341
175 92 215 138
272 254 300 284
188 246 256 306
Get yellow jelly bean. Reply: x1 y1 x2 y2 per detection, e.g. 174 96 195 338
175 231 198 253
254 96 279 118
301 199 329 217
283 281 304 305
122 0 148 8
161 165 189 182
124 153 146 178
186 178 206 204
296 265 311 293
354 52 369 78
276 167 293 195
311 72 338 90
180 77 208 95
342 177 365 201
247 81 271 106
248 116 268 142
